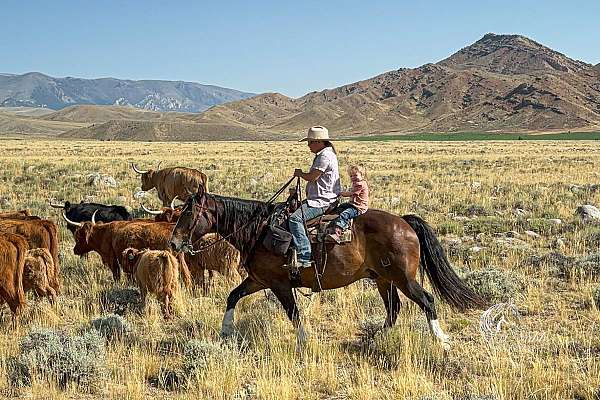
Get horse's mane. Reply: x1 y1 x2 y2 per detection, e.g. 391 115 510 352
210 194 274 257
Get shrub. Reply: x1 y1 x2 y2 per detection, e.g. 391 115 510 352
576 253 600 277
582 228 600 249
464 217 511 235
358 316 386 342
99 287 141 315
463 268 524 303
527 252 575 277
182 340 227 375
451 204 492 217
90 314 132 341
7 327 106 391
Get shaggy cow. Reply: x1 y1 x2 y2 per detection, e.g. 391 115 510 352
23 248 57 304
0 218 60 294
64 213 191 286
140 202 242 290
0 232 27 323
187 233 243 291
131 163 207 206
121 248 183 319
49 200 132 235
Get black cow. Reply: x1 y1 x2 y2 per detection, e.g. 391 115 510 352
49 200 132 235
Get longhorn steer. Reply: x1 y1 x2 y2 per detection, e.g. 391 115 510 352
64 215 191 286
50 200 131 235
131 163 208 207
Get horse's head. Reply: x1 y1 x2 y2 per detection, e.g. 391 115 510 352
169 185 215 253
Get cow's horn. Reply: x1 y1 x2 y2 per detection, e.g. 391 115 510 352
91 210 98 225
49 199 65 209
62 211 82 227
170 196 179 210
131 162 148 174
141 203 162 215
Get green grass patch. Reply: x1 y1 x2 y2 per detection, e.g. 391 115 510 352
348 131 600 141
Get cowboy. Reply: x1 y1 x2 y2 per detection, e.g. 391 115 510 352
290 126 341 268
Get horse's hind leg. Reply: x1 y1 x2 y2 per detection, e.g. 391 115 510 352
375 279 401 328
221 277 264 337
397 279 450 350
270 283 307 350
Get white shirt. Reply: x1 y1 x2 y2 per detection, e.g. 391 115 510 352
306 146 341 208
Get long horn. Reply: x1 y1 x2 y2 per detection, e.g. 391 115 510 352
156 161 163 170
141 203 162 215
91 210 98 225
49 199 66 209
131 162 148 174
170 196 179 210
62 211 82 227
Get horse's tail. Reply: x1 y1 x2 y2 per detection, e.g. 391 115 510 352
402 214 487 311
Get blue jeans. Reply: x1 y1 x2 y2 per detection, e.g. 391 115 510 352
332 203 360 230
288 202 328 262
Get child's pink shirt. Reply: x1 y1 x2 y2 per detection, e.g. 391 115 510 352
350 179 369 214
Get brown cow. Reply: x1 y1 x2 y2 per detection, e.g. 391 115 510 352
0 232 27 323
24 248 57 304
131 163 207 206
187 233 243 292
0 218 60 293
64 214 191 287
0 210 32 219
140 202 242 291
122 248 184 319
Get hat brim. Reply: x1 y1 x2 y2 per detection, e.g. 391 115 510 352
299 137 335 142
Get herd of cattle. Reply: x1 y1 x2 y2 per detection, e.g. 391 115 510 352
0 163 240 321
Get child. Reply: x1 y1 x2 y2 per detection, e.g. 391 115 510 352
327 165 369 243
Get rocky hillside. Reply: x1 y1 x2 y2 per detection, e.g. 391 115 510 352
0 72 254 112
195 33 600 136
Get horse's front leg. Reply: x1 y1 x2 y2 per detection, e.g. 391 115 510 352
270 283 307 350
221 277 264 337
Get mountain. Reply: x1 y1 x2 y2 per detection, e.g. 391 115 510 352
5 33 600 139
0 72 255 112
192 33 600 137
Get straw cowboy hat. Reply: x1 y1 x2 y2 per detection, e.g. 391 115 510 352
299 126 335 142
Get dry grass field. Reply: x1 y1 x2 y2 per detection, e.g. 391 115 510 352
0 138 599 399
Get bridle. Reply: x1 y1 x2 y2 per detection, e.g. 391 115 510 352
177 177 297 255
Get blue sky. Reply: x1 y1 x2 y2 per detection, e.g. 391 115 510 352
2 0 599 97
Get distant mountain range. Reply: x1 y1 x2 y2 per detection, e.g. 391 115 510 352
1 33 599 140
0 72 254 112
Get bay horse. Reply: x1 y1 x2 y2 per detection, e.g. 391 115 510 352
169 186 485 350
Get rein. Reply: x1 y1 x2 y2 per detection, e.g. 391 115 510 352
183 176 296 255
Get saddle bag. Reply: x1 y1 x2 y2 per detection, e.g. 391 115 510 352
262 224 293 256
